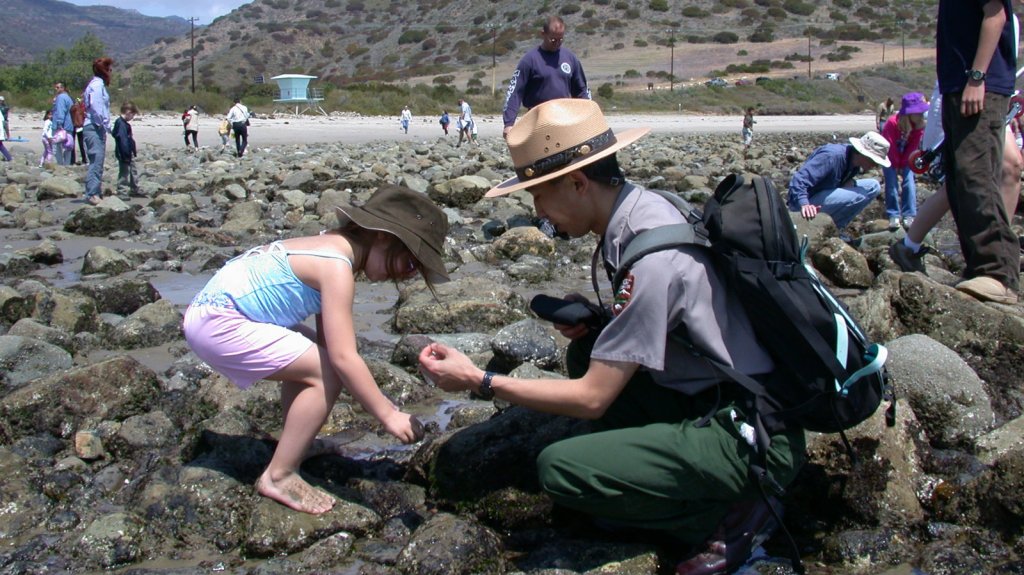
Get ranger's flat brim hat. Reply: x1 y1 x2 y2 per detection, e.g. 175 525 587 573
486 99 650 197
335 185 450 283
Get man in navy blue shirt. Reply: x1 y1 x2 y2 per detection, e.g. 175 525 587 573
937 0 1019 304
501 16 591 139
786 131 891 239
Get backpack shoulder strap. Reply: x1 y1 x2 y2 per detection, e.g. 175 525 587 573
610 189 708 290
612 223 703 290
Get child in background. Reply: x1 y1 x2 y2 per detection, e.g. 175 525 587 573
112 101 139 199
39 110 54 167
439 110 450 135
881 92 928 230
742 106 756 149
217 118 231 149
183 185 450 514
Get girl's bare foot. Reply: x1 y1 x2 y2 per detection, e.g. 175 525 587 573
255 470 335 514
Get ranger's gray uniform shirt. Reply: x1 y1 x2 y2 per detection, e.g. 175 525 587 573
591 183 774 395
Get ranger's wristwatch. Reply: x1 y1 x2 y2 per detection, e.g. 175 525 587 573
478 371 496 400
966 69 987 82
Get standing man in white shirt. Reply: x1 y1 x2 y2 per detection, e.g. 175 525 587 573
227 98 250 158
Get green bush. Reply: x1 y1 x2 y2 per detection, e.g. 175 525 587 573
634 38 649 47
624 69 641 78
398 29 428 44
712 31 739 44
649 0 669 11
783 0 816 16
682 6 709 17
560 3 581 15
597 83 614 98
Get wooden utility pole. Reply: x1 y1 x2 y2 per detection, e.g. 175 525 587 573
188 17 198 93
669 31 676 91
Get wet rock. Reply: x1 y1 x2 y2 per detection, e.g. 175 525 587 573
7 317 73 351
76 511 145 569
0 252 40 278
796 397 925 530
63 204 142 236
27 286 100 334
0 355 161 441
0 334 73 389
425 406 585 506
111 410 179 456
394 276 529 334
886 334 995 448
819 528 907 569
394 513 505 575
82 245 133 276
14 238 63 264
811 237 874 288
35 176 80 200
243 496 380 557
71 276 162 316
0 284 31 324
490 225 555 262
975 415 1024 466
490 319 560 371
74 430 105 460
109 298 183 349
0 447 52 540
429 175 492 208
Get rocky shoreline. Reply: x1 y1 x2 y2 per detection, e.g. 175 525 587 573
0 132 1022 575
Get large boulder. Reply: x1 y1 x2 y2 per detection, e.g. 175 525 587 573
109 299 184 349
394 276 529 334
0 334 73 390
0 355 162 442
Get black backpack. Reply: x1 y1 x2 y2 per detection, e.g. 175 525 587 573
611 173 891 439
609 174 893 573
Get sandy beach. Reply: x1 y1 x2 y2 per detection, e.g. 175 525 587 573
0 111 877 154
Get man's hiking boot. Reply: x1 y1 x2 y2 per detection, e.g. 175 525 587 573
675 497 781 575
956 276 1019 305
889 242 928 273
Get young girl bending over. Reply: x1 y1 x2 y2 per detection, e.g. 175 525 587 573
184 185 449 514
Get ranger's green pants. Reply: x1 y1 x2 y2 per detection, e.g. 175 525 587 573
537 336 806 544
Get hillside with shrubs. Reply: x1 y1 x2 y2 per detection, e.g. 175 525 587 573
124 0 938 97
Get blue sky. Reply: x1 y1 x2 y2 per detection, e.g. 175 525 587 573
63 0 252 25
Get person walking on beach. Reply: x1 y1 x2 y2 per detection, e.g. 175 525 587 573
83 57 113 205
184 185 449 514
419 99 804 575
112 101 139 197
0 96 11 161
217 117 231 150
400 105 412 134
183 104 199 151
502 15 591 139
457 98 473 147
227 98 250 157
742 106 756 149
439 110 450 135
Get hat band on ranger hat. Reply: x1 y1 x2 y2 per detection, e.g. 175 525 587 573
514 129 616 182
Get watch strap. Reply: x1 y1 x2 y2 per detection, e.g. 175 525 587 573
479 371 496 400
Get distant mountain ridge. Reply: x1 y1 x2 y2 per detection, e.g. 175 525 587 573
120 0 937 94
0 0 192 66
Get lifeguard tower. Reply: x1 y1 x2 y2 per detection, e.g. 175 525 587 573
271 74 327 116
